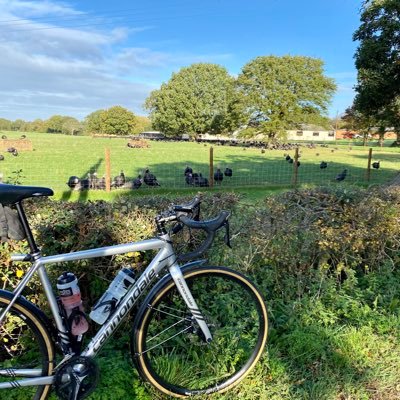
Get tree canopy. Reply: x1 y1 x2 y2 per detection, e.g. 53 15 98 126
236 56 336 139
145 63 239 137
353 0 400 143
61 117 82 135
84 106 137 135
354 0 400 114
45 115 71 133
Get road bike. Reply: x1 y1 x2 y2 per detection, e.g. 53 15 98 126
0 183 268 399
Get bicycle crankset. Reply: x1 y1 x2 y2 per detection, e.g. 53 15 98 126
54 356 99 400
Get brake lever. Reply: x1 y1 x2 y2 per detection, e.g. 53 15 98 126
224 220 232 248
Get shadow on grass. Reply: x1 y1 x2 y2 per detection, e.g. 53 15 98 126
60 158 104 202
51 151 399 201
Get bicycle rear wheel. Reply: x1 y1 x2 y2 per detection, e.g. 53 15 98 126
133 266 268 398
0 292 55 400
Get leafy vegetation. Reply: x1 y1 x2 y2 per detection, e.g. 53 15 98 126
145 63 240 137
353 0 400 145
84 106 138 136
1 187 399 399
236 56 336 140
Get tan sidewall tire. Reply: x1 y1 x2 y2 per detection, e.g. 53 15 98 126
0 296 55 400
134 266 268 398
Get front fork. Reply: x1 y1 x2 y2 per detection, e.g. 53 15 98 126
168 264 213 343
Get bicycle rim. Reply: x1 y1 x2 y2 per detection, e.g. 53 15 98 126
0 297 54 400
134 267 268 397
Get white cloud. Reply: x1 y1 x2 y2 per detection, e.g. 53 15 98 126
0 1 166 120
0 0 83 17
0 0 238 121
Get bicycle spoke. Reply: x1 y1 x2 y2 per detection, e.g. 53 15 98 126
147 318 189 344
141 326 193 355
148 304 191 320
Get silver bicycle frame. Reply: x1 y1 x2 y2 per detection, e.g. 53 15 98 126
0 233 212 389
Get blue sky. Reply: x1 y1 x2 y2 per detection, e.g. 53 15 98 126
0 0 361 120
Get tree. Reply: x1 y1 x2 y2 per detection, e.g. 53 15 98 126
84 110 104 135
236 56 336 140
11 119 27 131
83 107 136 136
100 106 137 136
29 119 47 132
0 118 11 130
61 117 82 135
353 0 400 143
132 115 152 134
145 63 241 137
45 115 68 133
342 105 376 145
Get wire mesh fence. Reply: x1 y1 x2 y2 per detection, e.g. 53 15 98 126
0 131 399 194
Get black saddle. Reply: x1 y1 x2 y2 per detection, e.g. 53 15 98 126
0 184 53 205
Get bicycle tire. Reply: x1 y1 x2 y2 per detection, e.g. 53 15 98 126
132 266 268 398
0 292 55 400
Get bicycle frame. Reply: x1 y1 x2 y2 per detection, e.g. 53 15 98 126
0 232 212 389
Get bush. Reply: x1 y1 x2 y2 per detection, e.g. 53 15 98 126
0 192 240 305
227 185 400 275
1 188 400 399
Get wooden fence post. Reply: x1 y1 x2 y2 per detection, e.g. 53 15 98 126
209 146 214 188
366 147 372 181
292 147 299 186
105 148 111 192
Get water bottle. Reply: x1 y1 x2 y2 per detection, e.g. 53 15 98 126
57 272 89 336
90 268 136 325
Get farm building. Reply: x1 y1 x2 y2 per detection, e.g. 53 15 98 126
286 129 336 141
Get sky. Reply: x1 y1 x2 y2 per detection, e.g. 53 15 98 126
0 0 361 121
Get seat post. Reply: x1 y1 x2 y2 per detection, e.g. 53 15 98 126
15 202 39 254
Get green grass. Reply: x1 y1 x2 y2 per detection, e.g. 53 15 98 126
0 131 399 199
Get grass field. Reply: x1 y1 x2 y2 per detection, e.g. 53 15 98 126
0 131 399 199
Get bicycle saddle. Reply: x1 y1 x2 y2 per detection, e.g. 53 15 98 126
0 183 54 205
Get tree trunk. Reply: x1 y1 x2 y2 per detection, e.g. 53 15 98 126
363 134 367 146
378 129 385 147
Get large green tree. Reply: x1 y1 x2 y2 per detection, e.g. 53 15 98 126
236 56 336 139
145 63 241 137
353 0 400 143
84 107 137 135
100 106 137 135
61 117 82 135
84 109 104 135
45 115 69 133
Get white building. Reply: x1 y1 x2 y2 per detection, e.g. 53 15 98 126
286 129 336 141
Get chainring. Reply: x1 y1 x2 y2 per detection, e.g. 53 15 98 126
54 356 99 400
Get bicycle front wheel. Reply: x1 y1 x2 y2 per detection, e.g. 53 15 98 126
133 266 268 398
0 292 55 400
